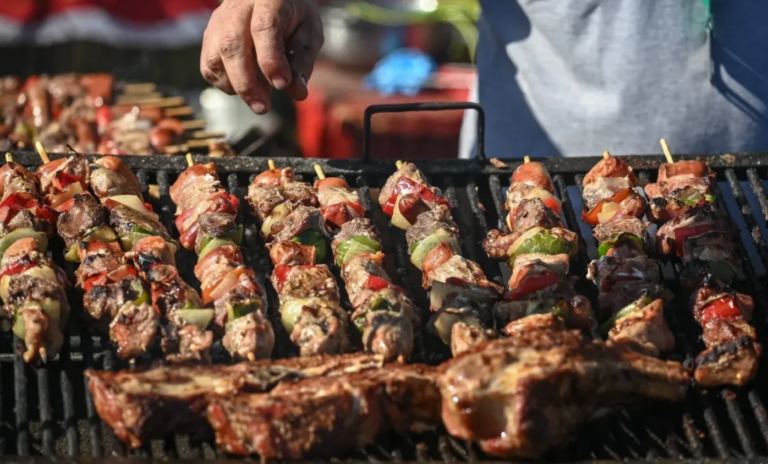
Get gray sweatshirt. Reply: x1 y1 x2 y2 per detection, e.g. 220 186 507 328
461 0 768 158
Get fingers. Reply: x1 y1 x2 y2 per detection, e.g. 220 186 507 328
285 15 323 101
251 2 295 90
201 2 272 113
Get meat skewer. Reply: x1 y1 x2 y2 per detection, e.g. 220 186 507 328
313 164 417 360
35 144 159 359
85 155 214 362
483 158 594 334
247 159 348 356
0 152 70 363
380 161 501 355
650 140 759 386
167 154 273 361
582 152 675 356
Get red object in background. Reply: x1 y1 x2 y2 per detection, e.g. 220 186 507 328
0 1 218 23
297 62 474 160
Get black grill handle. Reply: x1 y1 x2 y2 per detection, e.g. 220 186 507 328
362 102 486 163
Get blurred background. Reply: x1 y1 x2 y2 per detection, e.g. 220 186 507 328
0 0 478 160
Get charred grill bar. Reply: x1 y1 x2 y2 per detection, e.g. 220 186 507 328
1 147 768 460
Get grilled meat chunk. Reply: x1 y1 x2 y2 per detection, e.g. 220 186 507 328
85 354 387 448
593 216 650 249
439 330 690 458
655 209 733 257
317 186 359 208
273 264 339 302
161 323 214 363
341 253 390 301
503 313 566 336
269 205 328 243
582 156 638 186
511 161 553 192
511 198 564 234
331 218 379 255
0 162 38 200
90 167 143 198
429 294 494 355
109 302 159 359
107 202 174 244
484 226 578 261
221 312 275 361
493 281 594 330
587 255 672 317
582 177 634 211
247 183 317 223
405 204 458 248
645 161 717 223
269 241 316 266
207 363 440 459
56 193 107 248
287 298 349 356
351 287 417 360
379 162 429 207
84 272 145 327
608 299 675 356
193 212 237 255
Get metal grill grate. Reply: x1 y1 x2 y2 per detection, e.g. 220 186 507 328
1 151 768 461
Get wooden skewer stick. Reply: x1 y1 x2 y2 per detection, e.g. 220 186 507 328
395 160 403 169
660 139 674 164
603 151 611 159
35 142 50 164
186 153 194 168
523 156 530 164
268 159 276 170
5 153 12 163
314 164 326 180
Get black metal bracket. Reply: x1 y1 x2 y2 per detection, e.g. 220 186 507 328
362 102 486 163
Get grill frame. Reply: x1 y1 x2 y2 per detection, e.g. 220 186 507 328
1 149 768 462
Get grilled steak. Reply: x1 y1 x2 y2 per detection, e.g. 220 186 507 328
109 302 159 359
593 216 650 249
269 205 328 243
90 167 143 198
86 354 387 448
207 363 440 459
511 198 564 234
439 330 690 458
56 193 107 248
221 311 275 361
405 204 458 248
331 218 379 255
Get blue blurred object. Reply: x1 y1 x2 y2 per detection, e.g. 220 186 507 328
363 48 437 96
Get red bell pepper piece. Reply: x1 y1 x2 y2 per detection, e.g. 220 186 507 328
364 275 406 294
700 296 740 325
582 189 632 225
674 224 715 257
0 261 38 279
508 269 559 300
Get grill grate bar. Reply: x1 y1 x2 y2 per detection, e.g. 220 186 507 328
724 169 768 271
81 334 103 458
36 368 54 456
488 175 505 231
61 341 78 456
746 168 768 228
749 391 768 451
723 390 756 457
14 337 29 456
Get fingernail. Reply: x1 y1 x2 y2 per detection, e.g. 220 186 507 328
272 77 288 90
300 75 308 88
250 101 266 113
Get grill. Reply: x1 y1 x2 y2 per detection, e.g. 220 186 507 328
4 104 768 461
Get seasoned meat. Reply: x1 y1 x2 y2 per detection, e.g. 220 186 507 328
107 202 174 243
90 167 143 199
0 162 38 201
93 156 144 197
84 273 144 327
582 177 633 211
194 212 237 255
405 204 458 247
288 298 349 356
351 287 417 360
161 323 214 363
331 218 379 255
211 280 266 332
341 254 389 302
593 216 650 247
582 156 638 186
57 193 107 248
656 209 733 257
428 294 494 355
608 299 675 356
493 281 594 330
483 229 518 259
503 313 566 337
247 183 317 222
269 241 316 266
695 334 760 387
504 183 546 212
439 331 689 458
170 163 217 204
427 254 502 294
222 312 275 361
587 255 663 293
85 353 386 448
37 153 89 196
511 161 553 192
598 285 673 319
109 302 159 359
509 253 570 288
270 205 328 243
317 186 359 208
76 242 124 287
194 245 243 286
207 363 440 459
379 162 429 208
250 167 297 189
4 208 54 237
512 198 564 234
274 265 339 302
3 275 69 363
151 278 204 316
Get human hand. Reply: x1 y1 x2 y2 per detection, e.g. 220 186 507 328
201 0 323 113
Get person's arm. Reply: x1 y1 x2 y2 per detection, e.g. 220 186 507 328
200 0 323 114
